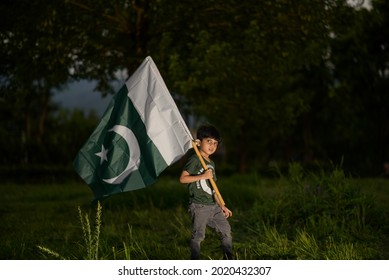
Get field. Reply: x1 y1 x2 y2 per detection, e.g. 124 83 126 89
1 164 389 260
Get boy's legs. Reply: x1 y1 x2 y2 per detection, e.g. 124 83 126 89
189 203 213 259
207 206 233 260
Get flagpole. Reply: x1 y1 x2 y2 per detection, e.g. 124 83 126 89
191 141 225 206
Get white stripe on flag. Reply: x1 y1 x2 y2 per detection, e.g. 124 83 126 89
125 57 193 165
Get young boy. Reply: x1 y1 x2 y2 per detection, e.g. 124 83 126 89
179 125 233 260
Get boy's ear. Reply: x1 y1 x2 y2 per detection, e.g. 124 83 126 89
195 139 201 146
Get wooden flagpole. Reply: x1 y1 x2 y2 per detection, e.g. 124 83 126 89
191 141 225 206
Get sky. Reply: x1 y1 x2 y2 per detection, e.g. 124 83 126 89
348 0 371 9
53 80 113 116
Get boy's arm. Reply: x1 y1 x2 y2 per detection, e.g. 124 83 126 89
214 194 233 218
179 169 213 184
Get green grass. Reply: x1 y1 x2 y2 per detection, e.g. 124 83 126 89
1 165 389 260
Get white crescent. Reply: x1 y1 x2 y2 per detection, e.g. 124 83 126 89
198 165 214 195
102 125 141 184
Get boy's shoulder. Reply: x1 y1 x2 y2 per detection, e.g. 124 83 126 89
182 153 200 173
185 153 200 165
185 152 215 167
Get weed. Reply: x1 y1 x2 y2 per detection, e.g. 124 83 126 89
37 202 103 260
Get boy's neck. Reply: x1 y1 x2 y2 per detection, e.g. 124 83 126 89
200 150 210 161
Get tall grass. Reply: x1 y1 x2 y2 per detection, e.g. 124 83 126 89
78 202 102 259
38 202 103 260
1 164 388 259
239 163 384 259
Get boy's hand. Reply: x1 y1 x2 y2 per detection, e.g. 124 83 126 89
222 206 232 218
202 169 214 180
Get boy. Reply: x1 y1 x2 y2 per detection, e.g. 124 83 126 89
179 125 233 260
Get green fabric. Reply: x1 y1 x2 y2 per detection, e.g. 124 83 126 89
73 85 168 200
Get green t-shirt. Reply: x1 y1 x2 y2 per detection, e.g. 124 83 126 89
183 153 217 205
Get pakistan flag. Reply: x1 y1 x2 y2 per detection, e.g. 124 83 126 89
73 57 193 200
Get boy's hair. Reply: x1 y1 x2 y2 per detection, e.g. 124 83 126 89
196 125 221 142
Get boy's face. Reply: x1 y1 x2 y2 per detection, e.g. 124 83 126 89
198 137 219 156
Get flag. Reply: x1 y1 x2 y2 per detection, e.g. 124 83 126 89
73 56 193 200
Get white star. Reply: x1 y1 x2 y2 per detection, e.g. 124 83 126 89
95 145 108 165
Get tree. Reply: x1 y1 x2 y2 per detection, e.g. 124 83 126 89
154 0 346 171
0 0 152 164
3 0 387 175
0 0 79 163
319 0 389 173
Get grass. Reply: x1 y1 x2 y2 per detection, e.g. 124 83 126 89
1 165 389 260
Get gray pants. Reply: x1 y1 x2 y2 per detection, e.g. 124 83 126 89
189 203 233 260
